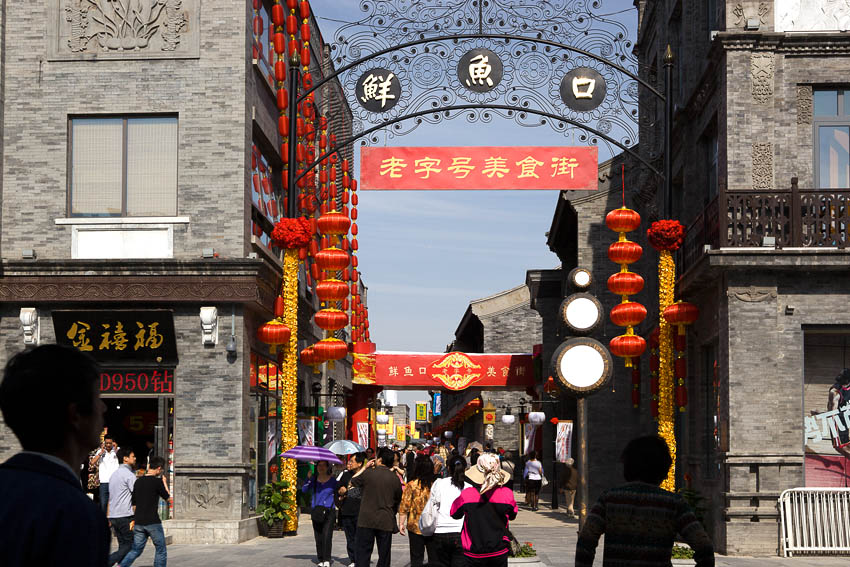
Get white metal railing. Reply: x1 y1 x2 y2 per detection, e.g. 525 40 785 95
779 487 850 556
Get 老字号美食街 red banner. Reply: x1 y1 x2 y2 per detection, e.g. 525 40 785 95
360 146 598 191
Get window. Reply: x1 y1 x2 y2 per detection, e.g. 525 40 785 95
251 143 282 250
69 116 178 216
814 89 850 189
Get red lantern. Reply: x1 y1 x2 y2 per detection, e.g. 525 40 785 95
316 211 351 236
609 334 646 368
607 271 644 297
273 295 284 318
674 357 687 380
607 240 642 265
314 308 349 332
315 247 349 272
663 301 700 334
257 320 291 353
610 301 647 328
605 207 641 234
315 278 348 303
300 346 316 366
313 337 348 362
676 384 688 410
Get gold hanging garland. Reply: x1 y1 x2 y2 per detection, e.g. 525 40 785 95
280 247 299 532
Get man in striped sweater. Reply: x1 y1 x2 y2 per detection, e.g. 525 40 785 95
575 435 714 567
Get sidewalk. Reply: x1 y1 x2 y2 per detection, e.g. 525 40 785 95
118 492 849 566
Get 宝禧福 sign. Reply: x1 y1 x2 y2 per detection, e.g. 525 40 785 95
53 310 178 367
361 146 598 191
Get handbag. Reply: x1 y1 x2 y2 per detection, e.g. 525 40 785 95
541 475 549 487
418 492 438 536
311 505 330 524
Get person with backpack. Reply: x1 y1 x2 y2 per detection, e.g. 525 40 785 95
421 455 470 567
450 453 517 566
398 454 438 567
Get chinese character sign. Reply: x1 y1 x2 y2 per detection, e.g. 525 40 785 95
415 403 428 422
374 352 534 390
361 146 598 191
100 370 174 395
555 421 574 463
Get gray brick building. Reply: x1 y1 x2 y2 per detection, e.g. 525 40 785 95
0 1 354 543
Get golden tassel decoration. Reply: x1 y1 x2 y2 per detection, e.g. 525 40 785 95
281 248 299 532
657 250 676 491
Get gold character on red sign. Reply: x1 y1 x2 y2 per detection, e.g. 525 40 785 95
448 157 475 179
66 322 93 352
516 156 544 179
551 157 580 178
414 157 442 179
482 157 510 178
379 157 407 178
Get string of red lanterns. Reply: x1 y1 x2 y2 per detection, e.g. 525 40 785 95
662 301 699 412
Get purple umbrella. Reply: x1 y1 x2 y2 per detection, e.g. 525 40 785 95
279 445 343 464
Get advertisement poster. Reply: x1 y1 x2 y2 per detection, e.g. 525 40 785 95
523 424 538 455
555 421 574 463
356 422 370 449
297 419 314 447
433 392 442 416
804 332 850 487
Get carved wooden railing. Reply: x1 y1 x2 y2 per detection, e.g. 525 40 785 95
679 179 850 275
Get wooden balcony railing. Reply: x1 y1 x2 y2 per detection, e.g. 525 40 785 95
680 178 850 275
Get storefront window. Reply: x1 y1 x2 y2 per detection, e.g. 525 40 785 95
803 331 850 487
250 352 282 508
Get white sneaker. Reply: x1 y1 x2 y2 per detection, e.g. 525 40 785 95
348 563 355 567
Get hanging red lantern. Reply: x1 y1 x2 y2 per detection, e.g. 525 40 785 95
313 337 348 362
662 301 700 335
605 207 641 234
675 384 688 411
316 211 351 235
272 4 285 25
300 346 316 366
273 295 285 318
315 278 348 303
257 320 291 353
315 247 349 272
610 301 647 328
314 308 349 332
607 272 644 297
608 240 642 265
609 334 646 368
674 357 687 379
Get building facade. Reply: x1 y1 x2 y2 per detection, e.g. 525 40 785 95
0 1 355 543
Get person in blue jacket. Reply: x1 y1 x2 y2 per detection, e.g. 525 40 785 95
303 459 338 567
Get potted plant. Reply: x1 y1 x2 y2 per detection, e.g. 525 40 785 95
508 541 545 566
256 479 294 538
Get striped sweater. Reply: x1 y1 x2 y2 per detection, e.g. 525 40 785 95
575 482 714 567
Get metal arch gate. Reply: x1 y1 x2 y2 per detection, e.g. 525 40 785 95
280 3 672 218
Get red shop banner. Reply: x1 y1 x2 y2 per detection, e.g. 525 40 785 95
373 352 535 391
360 146 598 191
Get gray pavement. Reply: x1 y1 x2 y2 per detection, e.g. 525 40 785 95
122 497 849 566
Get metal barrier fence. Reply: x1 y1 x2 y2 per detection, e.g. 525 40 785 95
779 488 850 556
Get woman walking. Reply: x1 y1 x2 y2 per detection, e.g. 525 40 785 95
523 450 544 511
450 453 518 566
427 455 471 567
398 454 438 567
302 460 338 567
338 452 368 567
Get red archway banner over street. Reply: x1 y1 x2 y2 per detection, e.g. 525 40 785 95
353 350 535 391
360 146 598 191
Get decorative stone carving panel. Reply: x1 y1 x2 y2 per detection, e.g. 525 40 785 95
728 286 778 303
776 0 850 32
751 53 774 105
182 478 232 518
49 0 200 60
797 85 813 125
752 142 774 190
732 2 771 29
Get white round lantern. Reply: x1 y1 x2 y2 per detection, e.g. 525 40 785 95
376 413 390 424
551 337 613 395
569 267 593 289
327 406 346 422
527 411 546 425
501 413 516 425
559 293 603 335
444 430 454 438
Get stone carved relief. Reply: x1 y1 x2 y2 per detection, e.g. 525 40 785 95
776 0 850 32
728 287 778 302
52 0 198 60
752 142 774 190
64 0 186 52
187 479 231 513
751 53 774 104
732 2 770 28
797 85 813 125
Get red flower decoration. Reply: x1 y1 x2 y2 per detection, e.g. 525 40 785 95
272 217 312 249
647 220 685 251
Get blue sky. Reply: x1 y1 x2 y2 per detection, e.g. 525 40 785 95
308 0 637 413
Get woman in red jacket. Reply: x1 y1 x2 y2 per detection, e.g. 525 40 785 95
450 453 518 566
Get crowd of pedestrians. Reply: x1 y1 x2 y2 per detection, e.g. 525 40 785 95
0 344 715 567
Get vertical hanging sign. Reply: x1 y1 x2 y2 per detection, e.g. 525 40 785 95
555 420 574 463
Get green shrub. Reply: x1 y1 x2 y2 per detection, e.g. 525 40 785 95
514 542 537 558
672 545 694 559
256 480 294 526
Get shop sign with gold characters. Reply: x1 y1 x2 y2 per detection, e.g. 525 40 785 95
53 310 178 367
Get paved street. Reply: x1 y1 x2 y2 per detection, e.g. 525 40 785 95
121 495 849 566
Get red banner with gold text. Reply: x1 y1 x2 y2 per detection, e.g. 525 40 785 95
360 146 598 191
363 351 535 390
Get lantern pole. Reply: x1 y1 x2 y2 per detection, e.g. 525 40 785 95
577 396 588 529
287 51 300 218
663 44 674 219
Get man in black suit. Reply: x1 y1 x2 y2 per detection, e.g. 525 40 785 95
0 344 110 567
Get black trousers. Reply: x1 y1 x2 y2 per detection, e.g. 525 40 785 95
341 515 358 564
354 526 392 567
408 531 436 567
430 531 465 567
465 553 508 567
312 511 335 562
107 516 134 566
